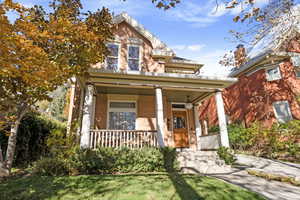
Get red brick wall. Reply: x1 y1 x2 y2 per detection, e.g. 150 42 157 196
199 60 300 128
92 22 164 73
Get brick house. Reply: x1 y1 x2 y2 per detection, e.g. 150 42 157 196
199 25 300 132
67 13 236 150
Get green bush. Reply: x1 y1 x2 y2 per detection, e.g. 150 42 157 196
228 121 300 162
217 147 237 165
207 126 220 134
33 147 179 176
33 157 68 176
0 112 66 167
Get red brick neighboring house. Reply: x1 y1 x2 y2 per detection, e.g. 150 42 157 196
199 30 300 131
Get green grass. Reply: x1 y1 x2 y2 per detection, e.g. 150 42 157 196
0 174 265 200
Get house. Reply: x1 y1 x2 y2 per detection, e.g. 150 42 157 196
67 12 236 150
198 8 300 130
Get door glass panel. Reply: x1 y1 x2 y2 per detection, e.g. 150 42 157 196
173 116 186 129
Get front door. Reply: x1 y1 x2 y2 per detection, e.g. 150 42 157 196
173 111 189 147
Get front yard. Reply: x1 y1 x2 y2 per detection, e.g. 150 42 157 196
0 174 265 200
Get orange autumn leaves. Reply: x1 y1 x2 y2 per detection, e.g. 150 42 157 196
0 0 113 126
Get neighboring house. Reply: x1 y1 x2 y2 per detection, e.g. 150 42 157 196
199 11 300 130
67 13 236 150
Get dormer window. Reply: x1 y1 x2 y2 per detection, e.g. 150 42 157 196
128 45 140 71
106 43 119 70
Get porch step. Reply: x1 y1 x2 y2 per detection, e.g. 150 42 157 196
177 150 233 174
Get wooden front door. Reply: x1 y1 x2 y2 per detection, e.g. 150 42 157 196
173 111 189 147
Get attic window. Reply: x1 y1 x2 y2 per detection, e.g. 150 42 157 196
266 65 281 81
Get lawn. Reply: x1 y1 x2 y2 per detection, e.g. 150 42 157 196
0 173 265 200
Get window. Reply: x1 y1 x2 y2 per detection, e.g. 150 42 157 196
173 116 186 129
172 104 186 109
291 56 300 67
266 66 281 81
106 43 119 70
295 70 300 78
108 101 136 130
273 101 293 123
128 45 140 71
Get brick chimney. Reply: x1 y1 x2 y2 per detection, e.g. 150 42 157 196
234 44 246 67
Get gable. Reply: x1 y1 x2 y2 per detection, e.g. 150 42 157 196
112 12 174 57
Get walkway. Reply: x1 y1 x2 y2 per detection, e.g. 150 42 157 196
211 155 300 200
235 154 300 180
212 169 300 200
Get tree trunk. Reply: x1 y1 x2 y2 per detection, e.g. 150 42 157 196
0 144 9 177
4 111 26 174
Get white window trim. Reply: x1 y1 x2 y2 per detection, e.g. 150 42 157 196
272 100 293 123
127 44 142 72
106 100 137 130
265 65 282 81
106 42 121 71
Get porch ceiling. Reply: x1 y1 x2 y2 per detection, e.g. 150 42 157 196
96 85 210 103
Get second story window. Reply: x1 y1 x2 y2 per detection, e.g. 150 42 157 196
266 65 281 81
128 45 140 71
106 43 119 70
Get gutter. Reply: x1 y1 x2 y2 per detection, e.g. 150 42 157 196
88 68 237 86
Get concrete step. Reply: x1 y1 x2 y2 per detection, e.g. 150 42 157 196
177 150 232 174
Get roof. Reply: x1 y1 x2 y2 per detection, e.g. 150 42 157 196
229 5 300 77
171 56 202 65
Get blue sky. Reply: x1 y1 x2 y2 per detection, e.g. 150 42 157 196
4 0 269 76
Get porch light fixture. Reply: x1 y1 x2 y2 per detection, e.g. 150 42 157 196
186 96 193 109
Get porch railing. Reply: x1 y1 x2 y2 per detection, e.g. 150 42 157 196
89 130 158 149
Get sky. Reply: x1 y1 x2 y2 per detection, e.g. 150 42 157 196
3 0 270 76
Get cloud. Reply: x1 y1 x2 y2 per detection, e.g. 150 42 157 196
165 1 221 27
209 0 270 18
84 0 153 16
170 44 231 76
172 44 206 52
196 50 232 76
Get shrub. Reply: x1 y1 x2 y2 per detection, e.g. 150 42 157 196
0 112 66 167
217 147 236 165
33 157 68 176
33 147 179 176
228 121 300 162
207 126 220 134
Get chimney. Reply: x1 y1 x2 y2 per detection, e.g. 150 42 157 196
234 44 246 67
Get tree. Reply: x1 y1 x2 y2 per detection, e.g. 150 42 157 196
220 0 299 67
0 0 113 176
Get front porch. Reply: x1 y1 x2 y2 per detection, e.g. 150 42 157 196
70 70 236 150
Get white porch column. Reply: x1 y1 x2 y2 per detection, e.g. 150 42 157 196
80 84 95 148
194 104 202 150
155 87 165 147
215 90 230 147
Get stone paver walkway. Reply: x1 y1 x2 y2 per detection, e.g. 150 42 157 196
212 169 300 200
235 154 300 180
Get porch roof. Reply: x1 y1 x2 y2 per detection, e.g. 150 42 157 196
88 69 237 103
